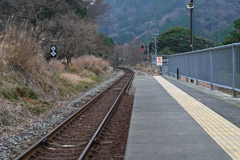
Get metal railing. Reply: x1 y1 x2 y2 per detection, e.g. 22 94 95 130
168 43 240 97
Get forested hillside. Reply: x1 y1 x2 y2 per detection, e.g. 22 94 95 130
100 0 240 44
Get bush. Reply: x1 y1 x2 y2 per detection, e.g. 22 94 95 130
67 64 80 73
0 25 42 74
72 55 109 74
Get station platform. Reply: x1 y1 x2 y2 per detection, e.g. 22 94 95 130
125 75 240 160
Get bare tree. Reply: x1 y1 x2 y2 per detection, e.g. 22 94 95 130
40 13 99 66
125 45 145 66
87 0 111 23
112 44 146 66
0 0 112 66
112 45 124 66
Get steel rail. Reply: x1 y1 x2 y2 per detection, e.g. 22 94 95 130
14 68 128 160
126 70 134 94
115 67 134 94
78 67 134 160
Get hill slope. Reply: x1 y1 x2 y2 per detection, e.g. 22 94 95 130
100 0 240 44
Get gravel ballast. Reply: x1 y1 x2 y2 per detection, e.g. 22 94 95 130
0 70 124 160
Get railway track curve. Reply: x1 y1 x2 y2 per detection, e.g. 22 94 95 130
14 67 134 160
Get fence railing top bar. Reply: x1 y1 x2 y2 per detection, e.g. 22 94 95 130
157 55 169 57
170 52 187 57
169 42 240 57
211 43 239 50
233 43 240 47
195 48 212 52
169 48 211 57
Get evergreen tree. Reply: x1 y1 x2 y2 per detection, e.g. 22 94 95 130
155 26 214 54
222 18 240 45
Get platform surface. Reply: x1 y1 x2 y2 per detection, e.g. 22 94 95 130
124 75 240 160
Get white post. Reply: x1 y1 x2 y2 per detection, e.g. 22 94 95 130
232 44 236 97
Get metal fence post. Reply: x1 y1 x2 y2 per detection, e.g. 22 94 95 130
196 51 198 85
232 44 237 97
177 68 179 79
179 56 180 78
186 54 188 82
210 49 213 90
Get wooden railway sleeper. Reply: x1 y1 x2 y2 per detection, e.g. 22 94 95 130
42 146 84 151
39 138 48 148
36 151 83 156
49 141 88 148
15 67 133 160
34 156 80 160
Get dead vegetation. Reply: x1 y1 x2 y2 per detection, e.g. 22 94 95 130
0 25 111 141
111 44 146 66
0 0 114 141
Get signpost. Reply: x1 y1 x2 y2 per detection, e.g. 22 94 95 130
50 45 57 102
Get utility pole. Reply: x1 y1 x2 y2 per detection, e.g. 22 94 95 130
154 36 157 55
147 41 150 62
151 34 159 76
148 41 154 62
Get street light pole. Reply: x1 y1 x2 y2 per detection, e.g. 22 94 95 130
190 0 194 51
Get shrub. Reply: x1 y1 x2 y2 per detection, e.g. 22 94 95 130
67 64 80 73
46 60 65 73
72 55 109 75
17 87 38 99
0 26 42 74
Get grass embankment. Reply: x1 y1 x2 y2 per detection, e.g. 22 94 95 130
0 27 111 141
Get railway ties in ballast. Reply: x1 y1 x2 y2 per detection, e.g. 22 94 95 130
14 67 134 160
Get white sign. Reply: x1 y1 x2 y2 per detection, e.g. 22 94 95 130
50 45 57 57
157 57 162 65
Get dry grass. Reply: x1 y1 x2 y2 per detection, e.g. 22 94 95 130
134 62 152 75
60 73 93 85
66 56 110 76
80 69 94 77
72 55 110 74
47 60 65 73
0 25 112 141
67 64 80 74
0 26 42 74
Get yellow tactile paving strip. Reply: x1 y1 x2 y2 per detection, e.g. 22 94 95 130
154 76 240 160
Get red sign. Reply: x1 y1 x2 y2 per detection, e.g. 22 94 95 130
157 57 162 65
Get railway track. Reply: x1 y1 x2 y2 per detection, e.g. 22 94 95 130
14 67 134 160
87 93 133 160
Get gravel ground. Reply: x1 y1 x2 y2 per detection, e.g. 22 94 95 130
0 69 124 160
0 68 144 160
